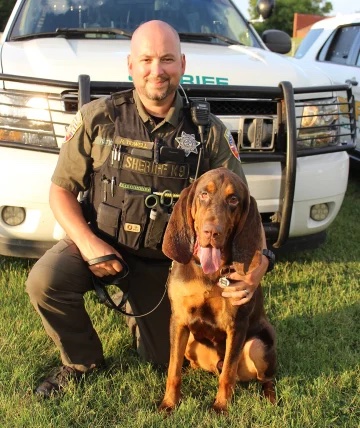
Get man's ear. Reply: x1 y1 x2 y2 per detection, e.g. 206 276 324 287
181 53 186 75
127 54 132 75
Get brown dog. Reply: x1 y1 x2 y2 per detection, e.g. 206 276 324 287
159 167 276 413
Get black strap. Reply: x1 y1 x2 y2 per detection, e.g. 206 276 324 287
88 254 132 314
88 254 169 318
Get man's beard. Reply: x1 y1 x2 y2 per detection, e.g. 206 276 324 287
144 80 177 101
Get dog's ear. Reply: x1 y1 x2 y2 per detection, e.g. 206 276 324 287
232 195 263 275
162 183 196 263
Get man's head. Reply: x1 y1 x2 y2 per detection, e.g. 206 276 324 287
128 20 186 113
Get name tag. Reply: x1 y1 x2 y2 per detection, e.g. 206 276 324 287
115 136 154 150
122 154 189 178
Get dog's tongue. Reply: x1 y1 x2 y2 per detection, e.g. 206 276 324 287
197 246 221 274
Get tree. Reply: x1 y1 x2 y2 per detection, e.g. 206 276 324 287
248 0 333 36
0 0 17 31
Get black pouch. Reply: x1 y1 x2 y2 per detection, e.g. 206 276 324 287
118 191 148 250
96 203 121 238
144 205 169 250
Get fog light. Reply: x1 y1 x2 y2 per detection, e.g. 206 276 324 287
1 206 26 226
310 203 329 221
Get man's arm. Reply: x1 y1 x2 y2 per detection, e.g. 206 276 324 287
49 183 123 277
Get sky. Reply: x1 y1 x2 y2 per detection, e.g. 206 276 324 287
330 0 359 15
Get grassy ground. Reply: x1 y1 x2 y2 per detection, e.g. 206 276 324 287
0 169 359 428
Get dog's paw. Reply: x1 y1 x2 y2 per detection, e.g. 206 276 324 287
212 399 228 414
158 400 176 414
262 380 277 404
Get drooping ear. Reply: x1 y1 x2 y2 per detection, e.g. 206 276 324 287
162 183 196 263
232 195 263 275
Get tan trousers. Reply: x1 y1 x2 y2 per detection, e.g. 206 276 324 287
26 238 171 372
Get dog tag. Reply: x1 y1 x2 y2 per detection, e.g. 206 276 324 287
218 277 230 288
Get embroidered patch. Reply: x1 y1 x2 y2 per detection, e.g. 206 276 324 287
175 131 200 157
224 129 240 160
63 111 83 143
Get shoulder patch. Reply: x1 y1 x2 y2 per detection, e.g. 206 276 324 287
64 111 83 143
224 129 240 160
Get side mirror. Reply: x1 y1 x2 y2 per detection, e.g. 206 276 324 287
262 29 292 54
256 0 275 20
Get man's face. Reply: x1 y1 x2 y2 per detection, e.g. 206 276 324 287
128 28 185 104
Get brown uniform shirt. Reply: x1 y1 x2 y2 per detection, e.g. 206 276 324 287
52 90 246 193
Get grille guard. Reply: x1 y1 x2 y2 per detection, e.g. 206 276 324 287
0 73 356 247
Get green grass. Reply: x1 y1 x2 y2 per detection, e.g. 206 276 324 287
0 169 359 427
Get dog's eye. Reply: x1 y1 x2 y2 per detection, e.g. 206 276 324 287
228 195 239 206
199 191 209 201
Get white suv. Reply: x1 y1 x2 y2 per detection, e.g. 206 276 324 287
0 0 356 258
295 14 360 163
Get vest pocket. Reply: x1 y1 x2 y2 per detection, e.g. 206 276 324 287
96 203 121 238
118 191 148 250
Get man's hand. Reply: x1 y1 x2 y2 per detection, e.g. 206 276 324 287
81 234 124 278
221 254 269 305
49 183 124 278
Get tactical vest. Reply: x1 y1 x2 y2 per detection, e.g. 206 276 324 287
85 89 208 258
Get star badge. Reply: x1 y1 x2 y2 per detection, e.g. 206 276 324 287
175 132 200 157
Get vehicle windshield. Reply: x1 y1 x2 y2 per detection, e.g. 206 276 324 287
294 28 324 58
10 0 261 47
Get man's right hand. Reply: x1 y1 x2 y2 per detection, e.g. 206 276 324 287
49 183 124 278
81 234 124 278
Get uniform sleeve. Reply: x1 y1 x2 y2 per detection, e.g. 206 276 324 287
207 115 248 186
51 102 102 193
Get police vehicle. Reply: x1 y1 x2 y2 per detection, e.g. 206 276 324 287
0 0 356 258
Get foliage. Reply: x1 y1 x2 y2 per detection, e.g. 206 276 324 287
0 0 17 31
248 0 333 36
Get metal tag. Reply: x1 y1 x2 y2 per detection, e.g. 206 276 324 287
218 277 230 288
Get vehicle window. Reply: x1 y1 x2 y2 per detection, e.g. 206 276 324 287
294 28 323 59
9 0 260 47
319 25 360 65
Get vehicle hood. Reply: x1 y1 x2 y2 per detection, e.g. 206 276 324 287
1 38 332 87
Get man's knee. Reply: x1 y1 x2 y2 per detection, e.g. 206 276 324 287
26 260 57 305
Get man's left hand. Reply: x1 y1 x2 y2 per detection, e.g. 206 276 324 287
221 254 269 305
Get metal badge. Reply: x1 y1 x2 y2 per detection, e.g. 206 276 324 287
218 277 230 288
175 132 200 156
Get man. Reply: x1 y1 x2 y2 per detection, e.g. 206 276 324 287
26 20 272 398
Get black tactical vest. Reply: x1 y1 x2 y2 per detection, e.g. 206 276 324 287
85 89 207 258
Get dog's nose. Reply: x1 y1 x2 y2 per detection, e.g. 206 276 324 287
202 223 223 239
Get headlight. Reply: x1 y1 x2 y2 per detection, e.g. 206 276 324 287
297 99 339 149
0 93 58 148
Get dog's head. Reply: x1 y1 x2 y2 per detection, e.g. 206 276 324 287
162 167 262 275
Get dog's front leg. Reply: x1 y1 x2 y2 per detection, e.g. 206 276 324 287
159 319 190 413
212 324 248 413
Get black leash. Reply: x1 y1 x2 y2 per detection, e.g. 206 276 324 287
88 254 168 317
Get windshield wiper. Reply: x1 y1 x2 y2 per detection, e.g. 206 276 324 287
11 27 133 41
178 32 242 46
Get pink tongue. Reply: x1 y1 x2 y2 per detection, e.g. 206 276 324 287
197 246 221 274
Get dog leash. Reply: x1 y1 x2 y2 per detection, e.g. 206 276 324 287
88 254 168 318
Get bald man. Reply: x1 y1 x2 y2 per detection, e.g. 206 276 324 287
26 20 269 398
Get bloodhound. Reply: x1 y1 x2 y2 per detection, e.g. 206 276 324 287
159 167 276 413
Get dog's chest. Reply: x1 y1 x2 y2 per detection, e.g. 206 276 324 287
169 277 236 342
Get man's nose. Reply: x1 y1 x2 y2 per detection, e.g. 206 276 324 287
150 60 163 75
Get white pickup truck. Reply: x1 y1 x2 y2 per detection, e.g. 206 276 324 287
0 0 356 258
